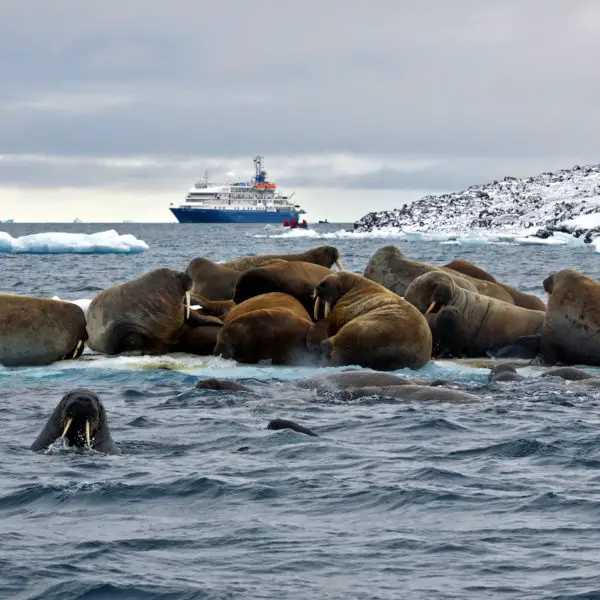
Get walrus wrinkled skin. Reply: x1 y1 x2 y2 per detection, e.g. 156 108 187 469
233 261 334 317
186 257 243 301
215 309 314 365
31 389 120 454
364 245 515 304
267 419 318 436
308 271 432 371
541 269 600 366
405 271 545 358
224 292 311 324
86 268 193 356
444 259 546 311
0 295 87 367
339 384 480 403
222 245 344 272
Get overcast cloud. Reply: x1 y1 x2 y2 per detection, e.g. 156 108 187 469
1 0 599 221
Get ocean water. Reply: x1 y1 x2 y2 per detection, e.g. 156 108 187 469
2 222 600 600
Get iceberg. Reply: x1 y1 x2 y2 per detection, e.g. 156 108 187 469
0 229 149 254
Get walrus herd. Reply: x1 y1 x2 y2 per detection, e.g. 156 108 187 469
5 243 600 369
12 242 600 454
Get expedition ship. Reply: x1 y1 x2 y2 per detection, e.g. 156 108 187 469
169 156 305 224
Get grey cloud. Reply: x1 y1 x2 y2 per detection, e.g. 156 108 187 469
1 0 600 188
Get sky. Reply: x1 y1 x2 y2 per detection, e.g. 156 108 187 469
1 0 599 223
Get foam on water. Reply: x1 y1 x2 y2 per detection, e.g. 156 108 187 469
0 229 149 254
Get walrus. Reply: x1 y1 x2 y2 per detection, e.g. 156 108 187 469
363 245 515 304
233 261 334 317
307 271 432 371
86 268 193 356
186 257 243 301
404 271 545 358
31 389 120 454
224 292 311 324
338 384 480 403
487 364 525 383
489 334 542 359
0 294 87 367
267 419 318 436
195 377 255 392
540 366 598 381
541 269 600 366
222 245 343 272
444 259 546 311
295 370 422 391
214 309 314 365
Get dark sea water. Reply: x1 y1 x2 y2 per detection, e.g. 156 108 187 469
2 222 600 600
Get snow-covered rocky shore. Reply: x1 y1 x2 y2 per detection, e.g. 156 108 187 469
354 164 600 244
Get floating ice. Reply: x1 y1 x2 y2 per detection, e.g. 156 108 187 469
0 229 149 254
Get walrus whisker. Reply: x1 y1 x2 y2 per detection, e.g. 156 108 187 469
335 259 344 271
314 298 321 320
85 420 92 449
185 291 191 319
425 301 437 315
60 418 73 439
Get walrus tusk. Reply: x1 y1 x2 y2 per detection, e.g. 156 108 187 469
425 301 437 315
61 418 73 439
324 301 331 318
314 297 321 320
85 420 92 449
185 291 191 319
311 289 317 299
335 259 344 271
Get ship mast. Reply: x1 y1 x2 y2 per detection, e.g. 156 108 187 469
253 155 267 185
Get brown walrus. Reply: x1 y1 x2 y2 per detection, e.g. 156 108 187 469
404 271 545 358
363 245 515 304
224 292 311 323
222 245 343 272
214 309 313 365
233 260 334 317
86 268 193 356
0 295 87 367
185 257 242 301
444 258 546 311
540 269 600 366
307 271 432 371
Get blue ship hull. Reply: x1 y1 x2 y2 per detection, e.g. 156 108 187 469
170 207 301 224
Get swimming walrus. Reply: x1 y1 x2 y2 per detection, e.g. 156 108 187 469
443 258 546 311
338 384 480 403
267 419 318 436
487 364 525 383
363 245 515 304
0 294 87 367
540 366 598 381
307 271 432 371
295 369 425 391
31 389 120 454
540 268 600 366
233 261 334 317
404 271 545 358
86 268 193 356
222 245 343 272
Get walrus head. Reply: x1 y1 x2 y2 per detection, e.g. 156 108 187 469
404 271 456 315
311 271 367 319
58 389 104 449
317 246 344 271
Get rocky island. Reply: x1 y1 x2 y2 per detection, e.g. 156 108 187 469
354 164 600 243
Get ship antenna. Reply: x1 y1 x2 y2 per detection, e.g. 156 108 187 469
254 155 267 185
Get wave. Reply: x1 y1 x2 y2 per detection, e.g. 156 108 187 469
0 229 149 254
